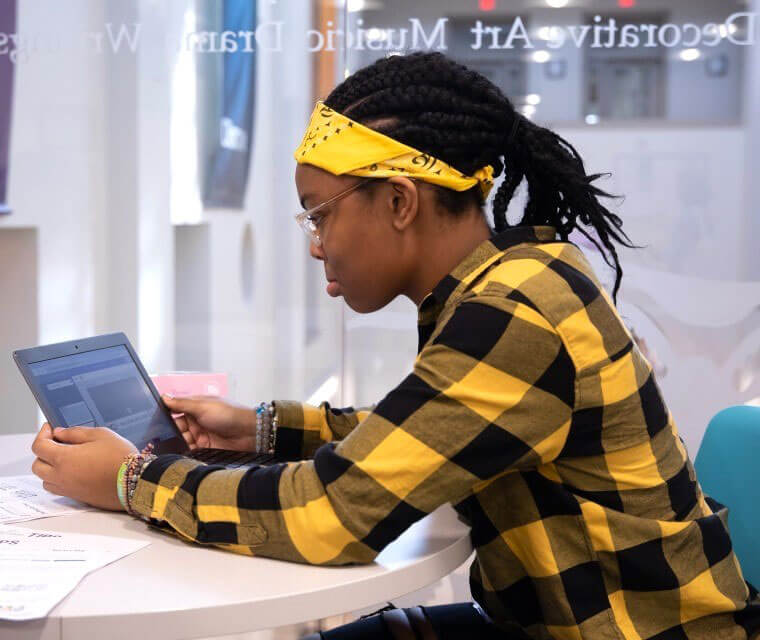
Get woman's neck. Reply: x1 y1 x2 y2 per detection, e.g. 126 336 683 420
406 211 492 307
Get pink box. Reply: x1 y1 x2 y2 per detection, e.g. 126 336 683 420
150 372 229 399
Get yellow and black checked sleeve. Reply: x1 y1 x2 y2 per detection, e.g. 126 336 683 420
273 401 374 460
129 293 575 564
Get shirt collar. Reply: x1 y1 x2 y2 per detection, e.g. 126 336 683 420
418 225 557 322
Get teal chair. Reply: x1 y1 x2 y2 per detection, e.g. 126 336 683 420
694 406 760 588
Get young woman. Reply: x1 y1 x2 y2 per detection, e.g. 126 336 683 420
31 52 759 640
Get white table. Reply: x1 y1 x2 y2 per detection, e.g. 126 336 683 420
0 433 473 640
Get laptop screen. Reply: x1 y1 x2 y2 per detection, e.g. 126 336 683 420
27 345 178 450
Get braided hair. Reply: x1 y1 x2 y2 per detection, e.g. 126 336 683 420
324 51 636 300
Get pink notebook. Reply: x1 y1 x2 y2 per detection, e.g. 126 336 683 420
150 372 228 399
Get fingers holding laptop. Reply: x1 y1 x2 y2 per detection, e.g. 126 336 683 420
31 423 137 511
166 398 208 448
31 423 60 467
162 395 256 452
30 423 61 493
172 413 198 448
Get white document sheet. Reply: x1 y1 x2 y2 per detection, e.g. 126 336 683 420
0 475 93 524
0 525 150 621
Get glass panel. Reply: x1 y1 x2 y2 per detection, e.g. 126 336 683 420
341 0 760 454
1 0 758 457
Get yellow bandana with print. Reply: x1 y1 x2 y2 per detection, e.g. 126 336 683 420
294 102 495 198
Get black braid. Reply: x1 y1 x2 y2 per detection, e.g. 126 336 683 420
325 52 636 301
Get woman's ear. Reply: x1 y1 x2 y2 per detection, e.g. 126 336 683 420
385 177 419 232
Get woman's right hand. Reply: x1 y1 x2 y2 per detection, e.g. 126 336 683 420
161 395 257 452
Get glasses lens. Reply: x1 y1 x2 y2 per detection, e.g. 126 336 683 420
298 215 320 245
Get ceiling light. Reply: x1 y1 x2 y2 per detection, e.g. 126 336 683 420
537 27 555 41
546 0 569 7
532 50 551 63
679 48 701 62
525 94 541 105
348 0 385 11
367 27 388 42
585 114 600 125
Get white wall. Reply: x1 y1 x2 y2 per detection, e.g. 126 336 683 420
0 228 38 433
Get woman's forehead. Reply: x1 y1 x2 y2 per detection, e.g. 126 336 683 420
296 164 349 201
296 164 338 186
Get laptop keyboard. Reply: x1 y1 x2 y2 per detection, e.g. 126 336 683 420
189 448 274 468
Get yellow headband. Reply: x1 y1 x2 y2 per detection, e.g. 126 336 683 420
294 102 495 198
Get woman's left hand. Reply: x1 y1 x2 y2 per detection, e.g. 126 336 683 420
31 424 138 511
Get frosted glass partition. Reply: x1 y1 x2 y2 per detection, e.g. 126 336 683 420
341 0 760 454
0 0 757 449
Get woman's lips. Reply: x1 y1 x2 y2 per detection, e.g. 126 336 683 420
326 279 340 297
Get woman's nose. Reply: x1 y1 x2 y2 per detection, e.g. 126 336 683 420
309 240 325 261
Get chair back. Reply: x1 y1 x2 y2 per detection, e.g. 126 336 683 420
695 406 760 587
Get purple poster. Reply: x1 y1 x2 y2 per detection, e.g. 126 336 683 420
0 0 16 215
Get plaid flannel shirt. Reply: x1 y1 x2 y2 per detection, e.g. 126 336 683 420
132 226 760 640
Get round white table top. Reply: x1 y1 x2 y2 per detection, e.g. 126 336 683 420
0 433 473 640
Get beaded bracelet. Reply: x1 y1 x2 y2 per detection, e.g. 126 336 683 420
255 402 278 454
125 453 157 515
116 461 128 509
255 402 267 453
117 442 156 515
269 403 279 453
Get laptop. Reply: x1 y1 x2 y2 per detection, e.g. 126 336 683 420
13 333 273 468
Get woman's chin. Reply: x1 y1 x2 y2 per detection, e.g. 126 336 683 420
344 295 388 314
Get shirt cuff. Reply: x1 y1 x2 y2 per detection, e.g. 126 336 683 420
272 400 333 460
129 454 201 524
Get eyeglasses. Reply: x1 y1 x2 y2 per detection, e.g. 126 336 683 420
294 179 370 247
